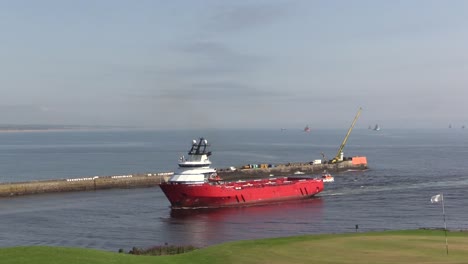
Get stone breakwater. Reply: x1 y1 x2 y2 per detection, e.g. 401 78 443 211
0 158 368 197
0 172 173 197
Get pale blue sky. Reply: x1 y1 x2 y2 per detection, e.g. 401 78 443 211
1 0 468 129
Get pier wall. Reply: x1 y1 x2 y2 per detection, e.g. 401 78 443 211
0 172 173 198
0 159 367 198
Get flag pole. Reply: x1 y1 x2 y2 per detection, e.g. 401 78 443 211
441 194 448 255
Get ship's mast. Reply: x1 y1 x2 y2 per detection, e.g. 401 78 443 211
188 138 211 156
331 107 362 163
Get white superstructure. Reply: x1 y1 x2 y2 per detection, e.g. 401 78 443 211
168 138 217 184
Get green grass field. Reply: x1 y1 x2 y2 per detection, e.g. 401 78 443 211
1 230 467 264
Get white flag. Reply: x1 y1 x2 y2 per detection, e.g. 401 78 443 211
431 194 443 203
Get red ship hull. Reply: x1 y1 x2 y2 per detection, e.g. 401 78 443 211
160 177 324 209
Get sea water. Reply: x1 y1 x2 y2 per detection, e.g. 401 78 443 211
0 129 467 251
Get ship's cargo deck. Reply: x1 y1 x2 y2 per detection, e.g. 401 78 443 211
218 157 368 180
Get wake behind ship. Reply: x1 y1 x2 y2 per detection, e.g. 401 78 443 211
159 138 324 209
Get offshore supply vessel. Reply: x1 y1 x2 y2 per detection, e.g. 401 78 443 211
159 138 324 209
217 108 367 180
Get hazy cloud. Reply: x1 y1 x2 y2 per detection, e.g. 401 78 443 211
2 1 468 129
180 41 231 56
0 104 50 113
157 81 284 101
0 104 54 123
171 40 269 75
207 3 292 33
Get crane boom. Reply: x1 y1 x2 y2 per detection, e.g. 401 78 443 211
332 107 362 163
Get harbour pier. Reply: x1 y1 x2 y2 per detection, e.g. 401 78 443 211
0 172 173 197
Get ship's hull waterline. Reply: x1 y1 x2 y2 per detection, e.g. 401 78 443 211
160 177 324 209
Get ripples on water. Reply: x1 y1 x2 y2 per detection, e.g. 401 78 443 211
0 129 468 251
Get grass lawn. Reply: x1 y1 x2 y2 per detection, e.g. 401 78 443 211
1 229 467 264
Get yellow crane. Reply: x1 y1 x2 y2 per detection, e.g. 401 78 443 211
331 107 362 163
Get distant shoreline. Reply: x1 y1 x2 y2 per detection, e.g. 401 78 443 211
0 126 133 133
0 129 81 133
0 127 106 133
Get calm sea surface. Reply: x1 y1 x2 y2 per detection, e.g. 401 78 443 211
0 129 467 251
